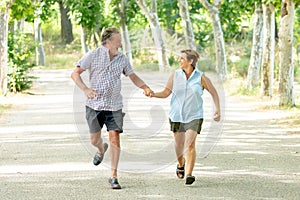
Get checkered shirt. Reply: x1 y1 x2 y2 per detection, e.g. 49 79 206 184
76 45 134 111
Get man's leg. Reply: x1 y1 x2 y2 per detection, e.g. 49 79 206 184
184 129 197 176
108 130 120 178
90 131 108 166
90 131 105 154
107 130 122 189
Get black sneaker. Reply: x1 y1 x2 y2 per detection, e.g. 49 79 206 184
93 143 108 166
185 175 195 185
108 177 122 189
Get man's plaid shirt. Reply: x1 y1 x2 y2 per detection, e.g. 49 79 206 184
76 45 134 111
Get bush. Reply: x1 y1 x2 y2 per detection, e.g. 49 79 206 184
7 31 36 92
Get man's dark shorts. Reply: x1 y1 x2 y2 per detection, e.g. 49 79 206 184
86 106 125 133
169 119 204 134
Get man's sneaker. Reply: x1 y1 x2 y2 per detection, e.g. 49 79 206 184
93 143 108 166
108 177 122 189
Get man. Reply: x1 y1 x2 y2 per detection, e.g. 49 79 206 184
71 27 152 189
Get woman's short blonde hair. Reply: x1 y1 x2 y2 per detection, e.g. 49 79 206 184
181 49 200 68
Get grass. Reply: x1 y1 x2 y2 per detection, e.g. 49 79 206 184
41 52 81 69
39 38 83 70
224 74 300 130
0 104 12 114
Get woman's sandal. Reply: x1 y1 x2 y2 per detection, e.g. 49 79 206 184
176 159 185 179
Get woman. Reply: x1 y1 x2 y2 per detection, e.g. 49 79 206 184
151 49 221 185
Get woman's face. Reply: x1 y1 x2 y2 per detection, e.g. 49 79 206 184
178 53 191 69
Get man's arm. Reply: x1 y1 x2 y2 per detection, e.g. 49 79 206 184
129 73 153 96
71 66 97 99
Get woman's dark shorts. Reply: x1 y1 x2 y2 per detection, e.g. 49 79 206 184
169 119 204 134
86 106 125 134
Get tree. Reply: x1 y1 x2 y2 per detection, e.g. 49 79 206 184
158 0 179 36
67 0 105 53
0 0 11 95
178 0 196 50
136 0 170 71
34 4 46 66
58 0 74 44
278 0 295 107
261 2 275 97
247 3 264 90
112 0 133 65
199 0 227 80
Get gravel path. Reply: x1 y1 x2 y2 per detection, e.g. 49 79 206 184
0 69 299 200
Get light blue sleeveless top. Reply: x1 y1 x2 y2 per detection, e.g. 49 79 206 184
169 69 204 123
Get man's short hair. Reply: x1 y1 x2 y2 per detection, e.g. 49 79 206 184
101 27 120 45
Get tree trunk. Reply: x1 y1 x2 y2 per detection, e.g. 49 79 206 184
80 25 89 54
178 0 196 50
0 7 9 95
261 3 275 97
247 4 264 90
119 0 133 65
165 6 175 36
34 15 45 66
58 0 74 44
137 0 170 71
199 0 227 80
278 0 295 107
14 18 25 32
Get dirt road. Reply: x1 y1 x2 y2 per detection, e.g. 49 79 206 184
0 69 299 199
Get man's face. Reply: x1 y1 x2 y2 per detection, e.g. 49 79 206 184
107 33 122 56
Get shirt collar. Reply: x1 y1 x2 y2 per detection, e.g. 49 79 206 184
181 68 200 77
100 45 121 59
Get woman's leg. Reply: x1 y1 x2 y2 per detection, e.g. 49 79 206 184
173 132 185 167
184 129 198 176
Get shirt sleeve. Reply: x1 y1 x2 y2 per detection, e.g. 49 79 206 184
75 50 94 70
122 57 134 76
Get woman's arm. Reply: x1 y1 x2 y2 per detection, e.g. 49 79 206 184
151 73 174 98
201 75 221 121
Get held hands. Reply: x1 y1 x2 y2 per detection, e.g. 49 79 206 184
84 88 97 99
143 87 154 97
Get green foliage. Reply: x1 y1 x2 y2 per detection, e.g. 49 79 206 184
67 0 106 30
10 0 57 22
219 0 255 41
157 0 180 35
236 85 259 96
10 0 35 21
190 10 213 49
168 54 177 67
197 59 214 72
7 31 36 92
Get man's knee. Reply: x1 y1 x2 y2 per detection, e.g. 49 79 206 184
109 131 120 147
90 132 101 146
